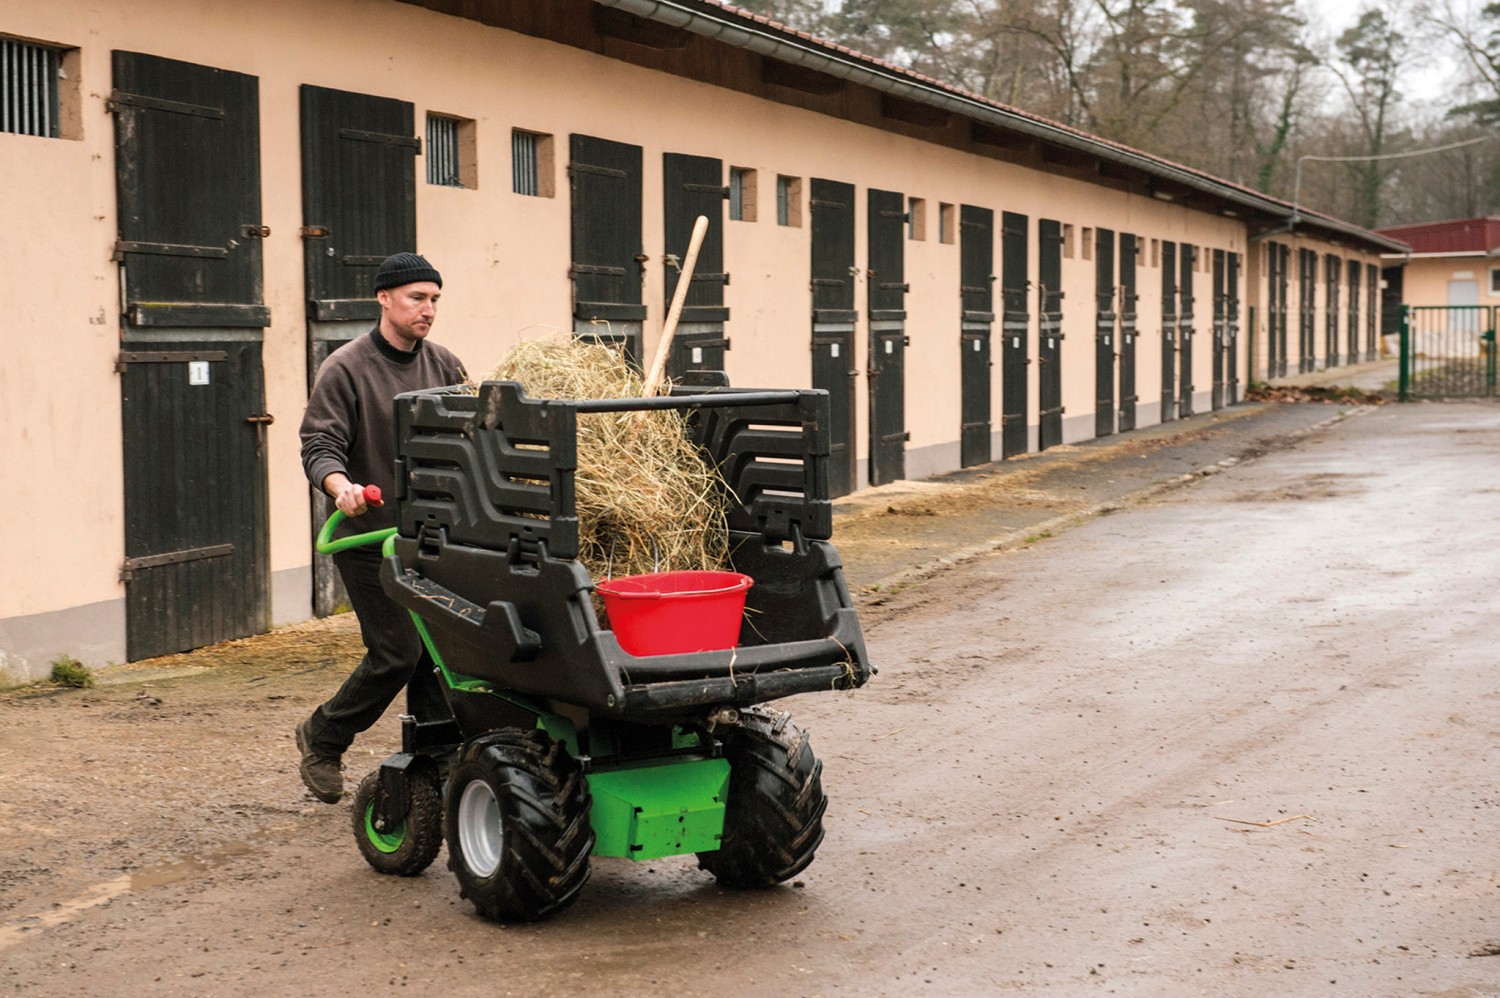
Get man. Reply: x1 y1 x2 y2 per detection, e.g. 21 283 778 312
295 252 467 803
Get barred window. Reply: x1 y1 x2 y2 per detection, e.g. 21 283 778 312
426 115 462 186
729 166 757 222
2 38 61 138
512 129 537 195
511 128 554 197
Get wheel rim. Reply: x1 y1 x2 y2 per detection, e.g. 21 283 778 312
457 779 503 878
363 803 407 854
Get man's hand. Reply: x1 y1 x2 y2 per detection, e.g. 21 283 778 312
324 473 373 517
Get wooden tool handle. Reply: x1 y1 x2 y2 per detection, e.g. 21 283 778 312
642 214 709 396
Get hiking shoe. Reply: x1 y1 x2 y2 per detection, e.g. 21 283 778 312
295 718 344 804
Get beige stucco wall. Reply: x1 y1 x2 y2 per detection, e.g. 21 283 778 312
0 0 1391 676
1401 255 1500 309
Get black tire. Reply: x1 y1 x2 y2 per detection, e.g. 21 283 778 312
444 728 594 923
697 706 827 888
351 765 443 877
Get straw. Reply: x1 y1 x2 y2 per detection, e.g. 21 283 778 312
473 335 731 582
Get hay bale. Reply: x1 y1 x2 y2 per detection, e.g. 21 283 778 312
475 335 730 581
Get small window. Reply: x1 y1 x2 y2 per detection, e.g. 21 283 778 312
1490 267 1500 296
1063 224 1075 259
776 175 802 227
729 167 757 222
511 128 555 198
938 203 955 244
1082 227 1094 261
426 114 476 188
907 197 926 241
2 37 77 139
1150 238 1160 268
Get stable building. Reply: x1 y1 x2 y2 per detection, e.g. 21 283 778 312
0 0 1404 680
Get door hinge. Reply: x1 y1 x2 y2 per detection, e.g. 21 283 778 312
300 225 330 239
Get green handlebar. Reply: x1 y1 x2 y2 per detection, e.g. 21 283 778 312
315 485 398 555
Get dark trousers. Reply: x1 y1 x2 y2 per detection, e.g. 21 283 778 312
305 547 449 757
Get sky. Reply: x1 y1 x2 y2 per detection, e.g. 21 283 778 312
1299 0 1484 104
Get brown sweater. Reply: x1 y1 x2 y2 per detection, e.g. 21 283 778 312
300 328 466 534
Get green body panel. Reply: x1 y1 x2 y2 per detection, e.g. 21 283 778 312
588 758 729 860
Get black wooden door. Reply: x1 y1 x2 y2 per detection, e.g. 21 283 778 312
811 178 858 497
1272 243 1284 379
1160 241 1177 422
1000 211 1030 458
299 85 417 323
299 84 418 616
1277 244 1292 376
1094 227 1117 437
1298 248 1316 373
663 153 731 379
1038 218 1064 450
1325 254 1341 368
112 51 270 660
867 188 908 485
1118 233 1139 432
1211 249 1226 410
112 52 267 329
120 342 270 660
960 204 995 467
1374 264 1392 358
1347 259 1362 365
1227 252 1241 404
571 134 645 361
1178 244 1195 418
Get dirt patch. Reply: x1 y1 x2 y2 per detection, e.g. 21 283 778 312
1245 383 1390 405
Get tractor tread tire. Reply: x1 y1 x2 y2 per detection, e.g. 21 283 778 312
698 706 827 888
445 728 593 923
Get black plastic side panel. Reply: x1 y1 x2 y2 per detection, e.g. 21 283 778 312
395 382 581 558
395 382 836 558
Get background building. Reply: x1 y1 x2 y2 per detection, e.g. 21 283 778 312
0 0 1405 680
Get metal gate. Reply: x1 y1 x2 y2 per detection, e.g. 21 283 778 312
1399 305 1498 399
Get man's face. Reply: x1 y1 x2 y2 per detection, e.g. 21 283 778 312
377 281 441 350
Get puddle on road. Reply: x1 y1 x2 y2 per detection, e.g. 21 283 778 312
0 839 256 952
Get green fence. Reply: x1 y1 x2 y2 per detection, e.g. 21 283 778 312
1400 305 1498 400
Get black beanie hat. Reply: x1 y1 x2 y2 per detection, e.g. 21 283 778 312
373 252 442 292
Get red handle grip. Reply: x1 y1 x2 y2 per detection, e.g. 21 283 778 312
363 485 383 506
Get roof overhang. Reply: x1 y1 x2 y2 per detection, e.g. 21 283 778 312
399 0 1408 255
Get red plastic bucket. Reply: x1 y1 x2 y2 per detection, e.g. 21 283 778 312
596 570 754 656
